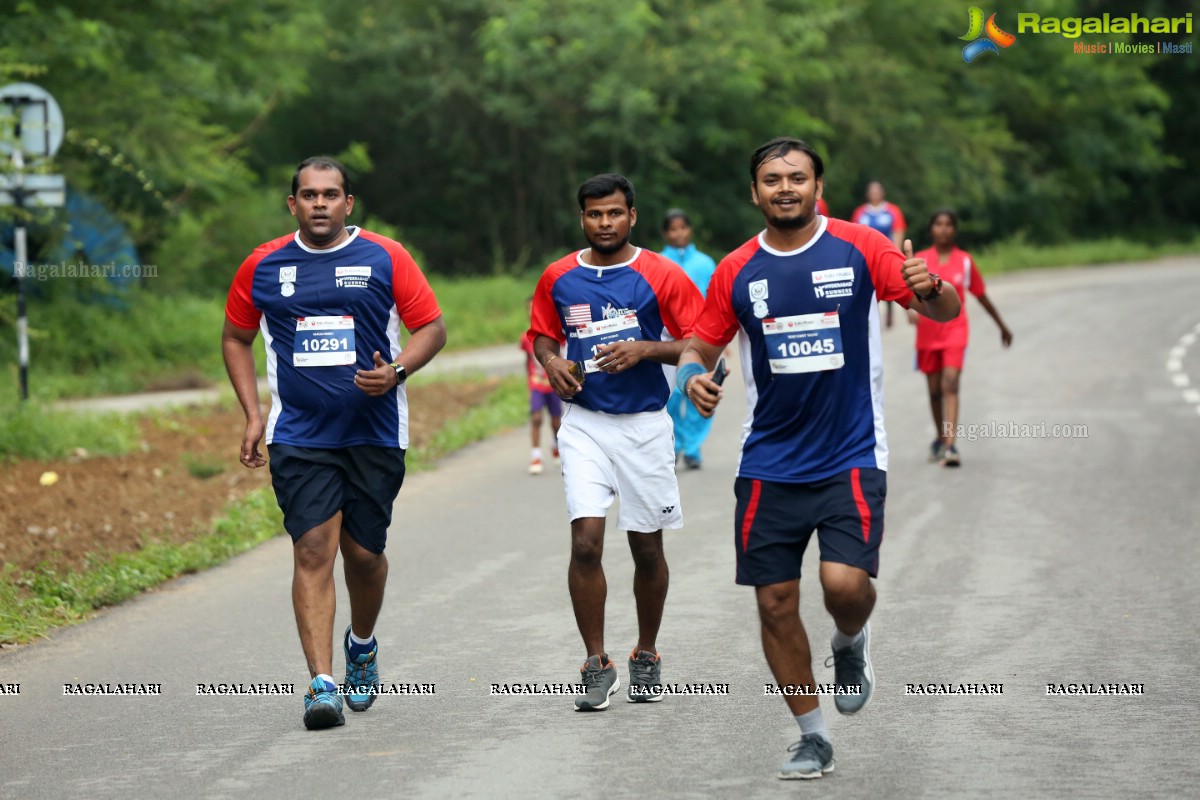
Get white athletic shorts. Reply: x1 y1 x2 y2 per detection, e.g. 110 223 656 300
557 405 683 533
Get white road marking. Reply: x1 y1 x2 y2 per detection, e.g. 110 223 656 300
1169 323 1200 417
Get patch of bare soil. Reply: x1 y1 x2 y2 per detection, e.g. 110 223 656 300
0 380 496 574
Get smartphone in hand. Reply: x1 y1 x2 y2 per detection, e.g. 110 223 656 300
712 357 728 386
568 360 586 385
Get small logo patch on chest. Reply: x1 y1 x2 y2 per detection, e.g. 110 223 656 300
335 266 372 288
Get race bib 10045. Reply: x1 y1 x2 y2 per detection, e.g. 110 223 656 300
763 311 844 374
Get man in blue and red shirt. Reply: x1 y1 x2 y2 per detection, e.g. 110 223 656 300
222 157 446 731
529 174 704 711
679 138 959 779
853 181 907 328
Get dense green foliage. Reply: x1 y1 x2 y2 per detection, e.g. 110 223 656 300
2 0 1195 281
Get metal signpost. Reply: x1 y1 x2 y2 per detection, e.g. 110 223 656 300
0 82 66 401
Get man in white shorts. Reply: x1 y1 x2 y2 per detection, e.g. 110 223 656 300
529 173 705 711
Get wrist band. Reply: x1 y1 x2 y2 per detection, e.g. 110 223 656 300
544 354 559 369
676 362 705 393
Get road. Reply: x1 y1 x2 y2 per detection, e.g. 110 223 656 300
3 257 1199 799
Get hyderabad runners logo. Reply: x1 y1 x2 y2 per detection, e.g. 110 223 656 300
960 7 1017 62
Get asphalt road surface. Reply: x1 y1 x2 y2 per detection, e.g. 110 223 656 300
3 257 1199 799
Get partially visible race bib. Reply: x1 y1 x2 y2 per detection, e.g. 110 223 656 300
294 316 356 367
577 313 642 373
763 311 844 374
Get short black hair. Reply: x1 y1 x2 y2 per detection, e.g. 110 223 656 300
927 208 959 232
749 137 824 184
577 173 635 211
292 156 351 197
661 208 691 232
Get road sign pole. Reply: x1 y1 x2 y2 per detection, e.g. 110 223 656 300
14 151 29 402
1 84 65 402
10 120 29 402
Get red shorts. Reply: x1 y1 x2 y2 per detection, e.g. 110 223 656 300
916 347 965 374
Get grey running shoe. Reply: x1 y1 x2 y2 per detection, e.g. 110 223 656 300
928 440 946 462
574 654 619 711
683 456 702 470
942 445 961 467
827 622 874 714
627 650 663 703
779 734 835 780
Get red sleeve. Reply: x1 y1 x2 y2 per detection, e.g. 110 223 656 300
692 239 757 348
836 221 911 306
357 233 441 330
890 203 907 233
528 257 574 344
850 204 868 225
965 252 986 298
633 253 705 341
816 198 829 217
224 235 291 330
225 255 261 330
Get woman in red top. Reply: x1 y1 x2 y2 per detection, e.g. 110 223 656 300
912 210 1013 466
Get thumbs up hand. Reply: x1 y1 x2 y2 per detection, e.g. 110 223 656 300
900 239 936 299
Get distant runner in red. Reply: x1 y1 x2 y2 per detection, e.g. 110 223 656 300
911 209 1013 466
521 297 562 475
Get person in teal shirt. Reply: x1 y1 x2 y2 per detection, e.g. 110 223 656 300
661 209 717 469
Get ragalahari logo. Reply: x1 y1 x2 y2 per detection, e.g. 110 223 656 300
961 7 1017 62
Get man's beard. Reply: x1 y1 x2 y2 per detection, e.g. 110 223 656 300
587 233 629 255
764 203 812 231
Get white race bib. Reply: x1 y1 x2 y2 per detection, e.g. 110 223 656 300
293 316 356 367
763 311 844 374
576 313 641 373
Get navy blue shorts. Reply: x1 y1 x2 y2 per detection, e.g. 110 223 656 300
733 468 886 586
267 444 406 554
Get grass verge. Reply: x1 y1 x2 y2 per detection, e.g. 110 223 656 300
0 376 528 645
405 376 527 472
976 233 1200 274
0 488 282 645
0 404 140 462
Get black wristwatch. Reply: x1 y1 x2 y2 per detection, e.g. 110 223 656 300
917 273 943 302
389 362 407 386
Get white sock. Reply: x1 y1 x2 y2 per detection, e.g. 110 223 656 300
531 447 542 460
349 630 374 646
831 627 863 650
795 707 830 743
314 673 337 690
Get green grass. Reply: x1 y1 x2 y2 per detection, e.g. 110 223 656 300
0 404 139 462
426 272 537 350
405 376 528 471
0 291 226 401
976 233 1200 275
0 375 527 645
0 487 283 645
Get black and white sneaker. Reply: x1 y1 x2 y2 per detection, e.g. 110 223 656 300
574 654 619 711
627 650 663 703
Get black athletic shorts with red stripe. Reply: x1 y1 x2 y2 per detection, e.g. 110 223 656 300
733 468 886 586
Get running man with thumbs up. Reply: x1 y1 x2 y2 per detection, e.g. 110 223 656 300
675 137 959 780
